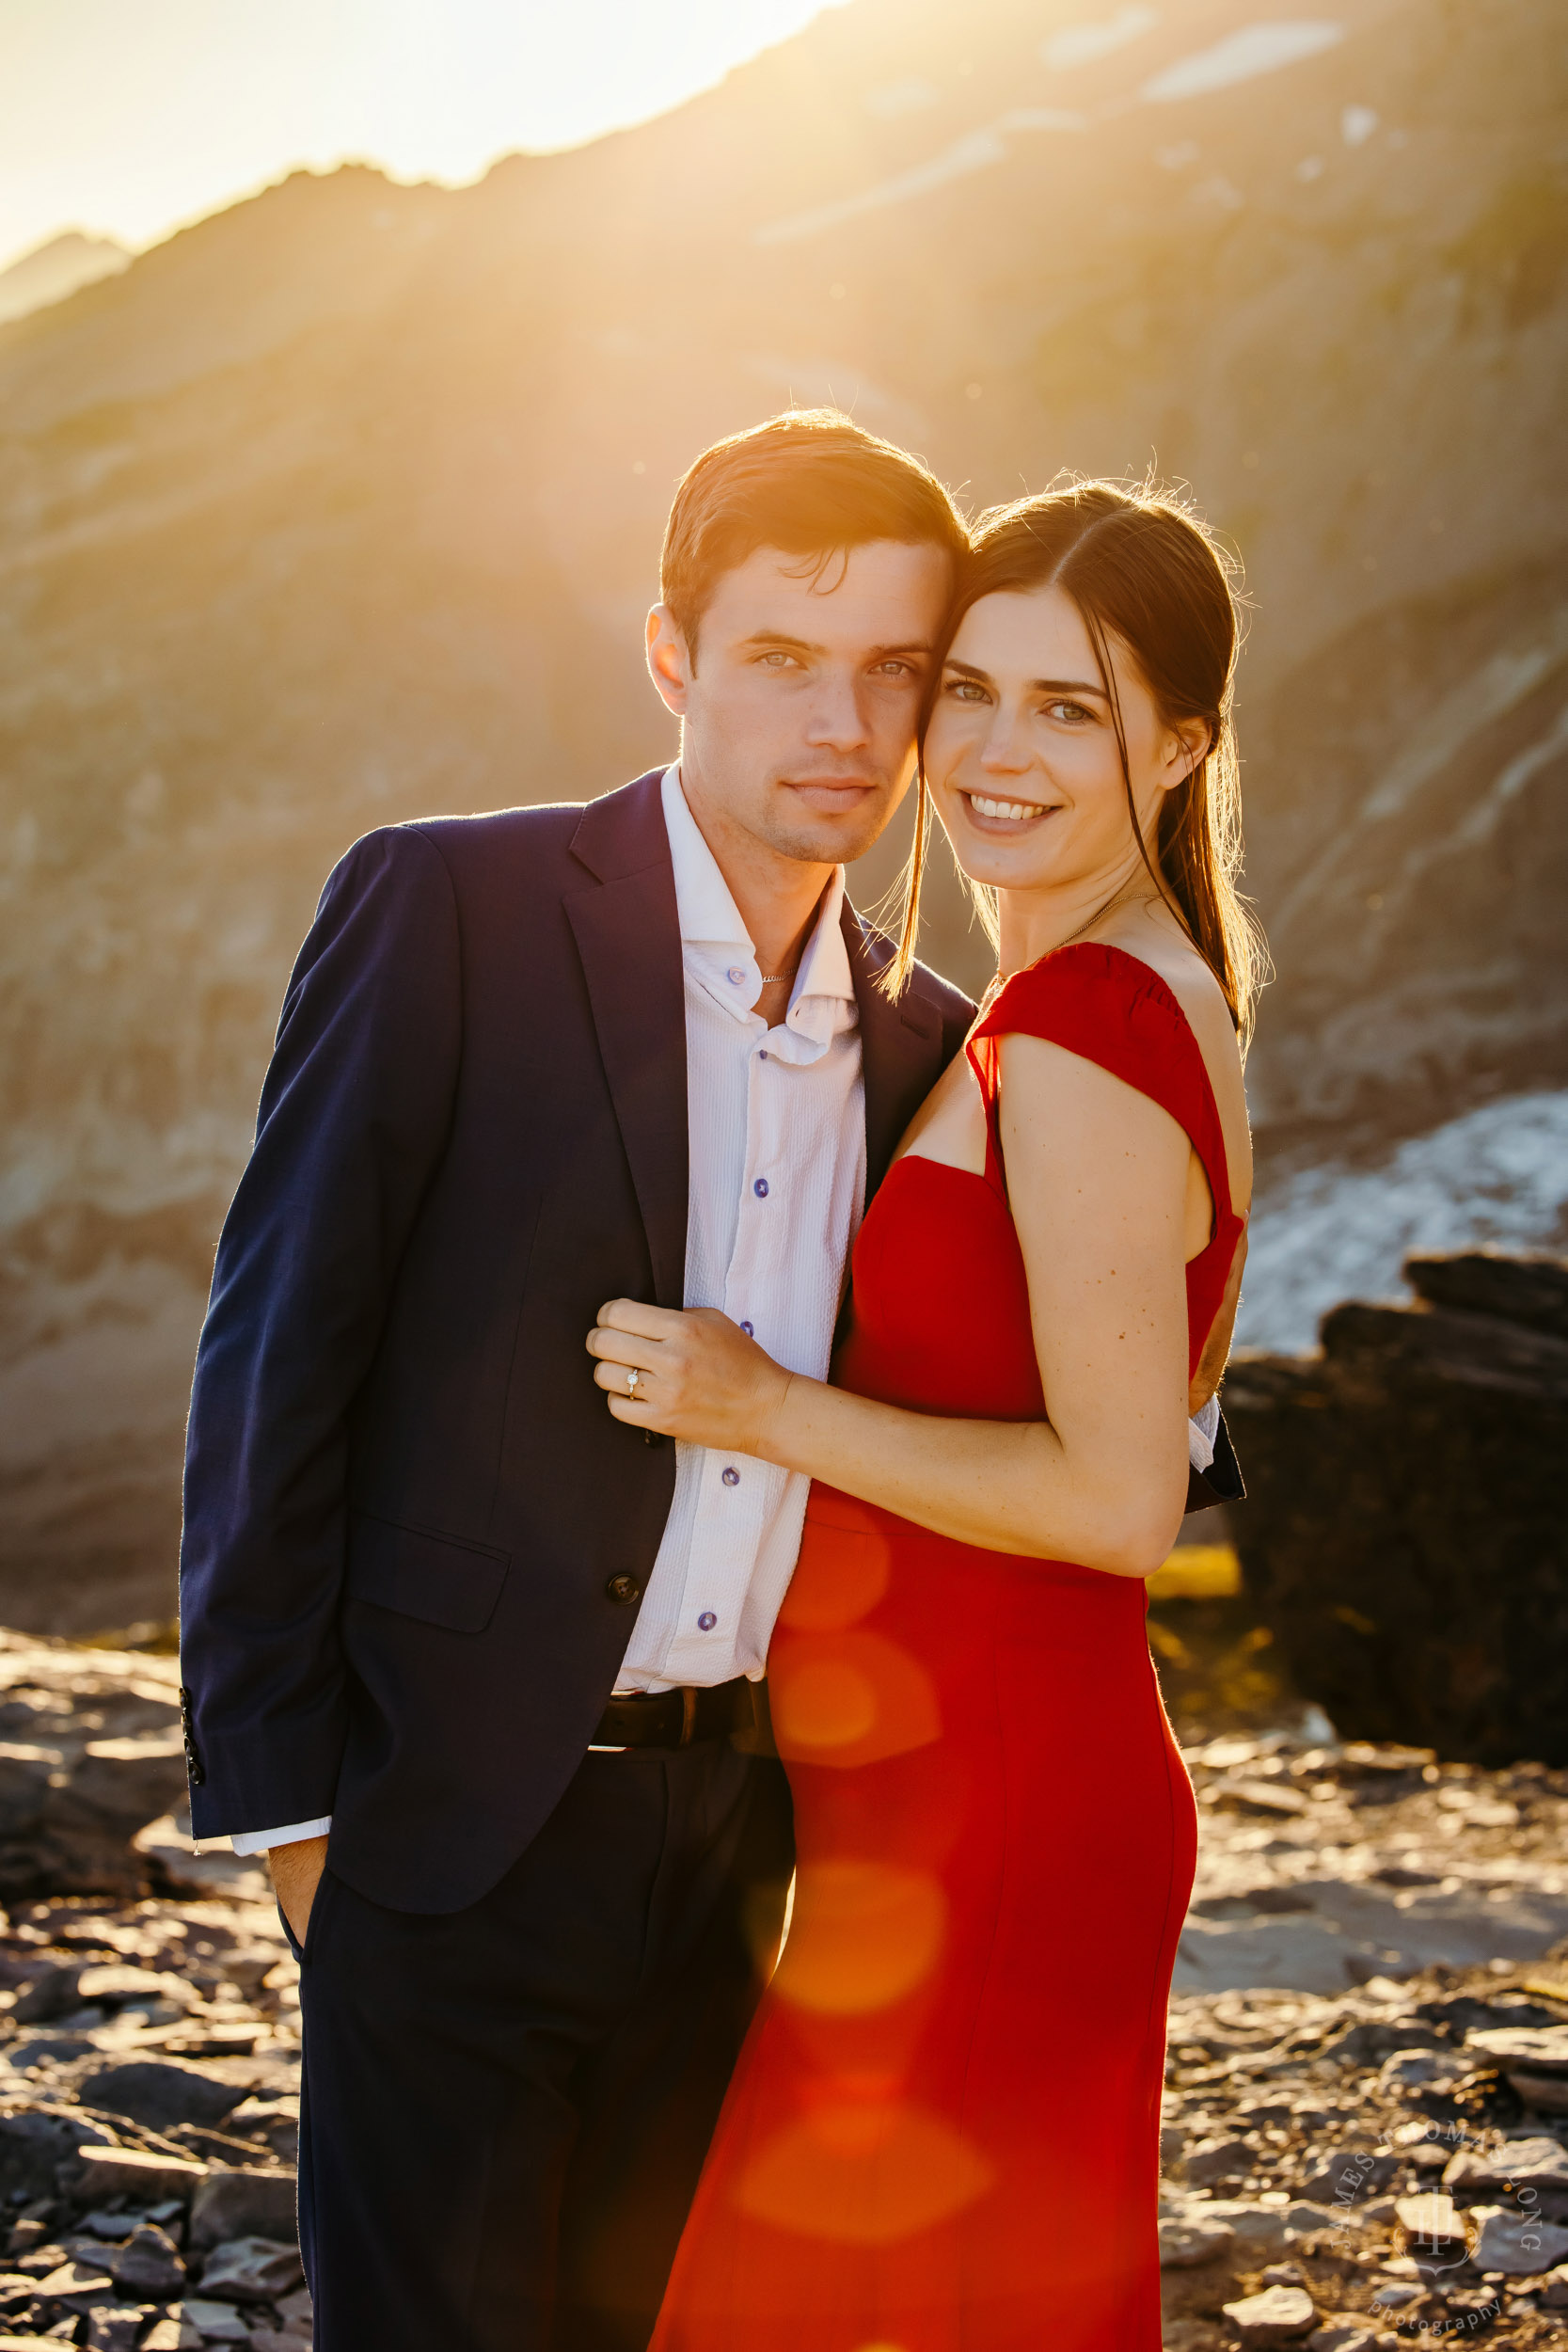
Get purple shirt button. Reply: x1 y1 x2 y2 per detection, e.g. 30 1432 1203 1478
697 1611 718 1631
721 1466 740 1487
739 1321 753 1336
727 965 746 985
753 1177 768 1198
758 1049 768 1060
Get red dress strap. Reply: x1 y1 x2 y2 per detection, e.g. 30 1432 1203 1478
966 943 1243 1374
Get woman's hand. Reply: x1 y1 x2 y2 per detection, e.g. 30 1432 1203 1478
587 1301 795 1454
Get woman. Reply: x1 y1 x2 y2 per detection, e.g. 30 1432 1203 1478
587 479 1257 2348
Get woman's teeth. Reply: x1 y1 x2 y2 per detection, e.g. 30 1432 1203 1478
967 792 1045 822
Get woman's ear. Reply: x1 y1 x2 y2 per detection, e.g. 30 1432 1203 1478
1162 715 1212 791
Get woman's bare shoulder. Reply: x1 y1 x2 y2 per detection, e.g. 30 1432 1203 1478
1093 910 1253 1205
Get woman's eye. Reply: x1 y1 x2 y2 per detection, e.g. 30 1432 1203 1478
945 679 989 703
1046 699 1094 724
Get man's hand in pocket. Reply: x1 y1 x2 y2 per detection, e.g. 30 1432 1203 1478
269 1834 330 1947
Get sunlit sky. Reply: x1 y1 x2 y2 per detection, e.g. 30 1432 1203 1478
0 0 851 269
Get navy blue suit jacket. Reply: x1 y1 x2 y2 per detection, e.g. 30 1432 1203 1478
178 770 975 1913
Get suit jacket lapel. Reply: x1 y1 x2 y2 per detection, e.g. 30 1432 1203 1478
844 904 946 1201
565 774 689 1309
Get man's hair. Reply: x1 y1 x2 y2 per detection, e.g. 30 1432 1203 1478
659 408 967 659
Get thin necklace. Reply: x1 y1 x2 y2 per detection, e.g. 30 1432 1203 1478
1051 868 1156 953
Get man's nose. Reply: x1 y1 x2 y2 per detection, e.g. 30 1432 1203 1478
803 671 872 753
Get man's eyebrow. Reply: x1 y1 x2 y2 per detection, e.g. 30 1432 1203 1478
944 657 1109 700
736 631 935 660
736 629 828 656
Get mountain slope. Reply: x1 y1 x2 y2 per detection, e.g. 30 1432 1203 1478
1 0 1563 1621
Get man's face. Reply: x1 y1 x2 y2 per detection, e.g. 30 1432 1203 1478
646 540 953 871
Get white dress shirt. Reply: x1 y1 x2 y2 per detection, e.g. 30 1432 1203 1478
228 765 866 1852
615 765 864 1690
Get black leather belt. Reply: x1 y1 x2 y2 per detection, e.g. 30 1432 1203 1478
592 1677 756 1751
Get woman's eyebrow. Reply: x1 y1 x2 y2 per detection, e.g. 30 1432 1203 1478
942 658 1110 701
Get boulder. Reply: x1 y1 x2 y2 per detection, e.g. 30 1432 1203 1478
70 2146 208 2204
78 2059 248 2132
1159 2210 1236 2267
1225 1252 1568 1766
188 2166 297 2250
197 2234 304 2302
1442 2135 1568 2200
1468 2203 1568 2275
106 2222 186 2297
1222 2284 1320 2344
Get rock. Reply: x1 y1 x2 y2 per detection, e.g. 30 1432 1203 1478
1468 2203 1568 2275
1159 2210 1236 2267
1221 2283 1320 2344
197 2234 304 2303
34 2256 116 2296
1224 1252 1568 1766
78 2060 248 2132
1185 2136 1253 2186
106 2222 185 2297
131 1818 270 1905
1307 2325 1382 2351
1393 2191 1465 2249
72 1965 195 2013
1465 2023 1568 2110
1505 2068 1568 2113
225 2096 299 2164
142 2319 204 2350
0 2112 92 2201
10 1963 87 2025
189 2168 297 2251
70 2148 208 2205
86 2308 150 2351
1378 2049 1449 2088
179 2301 252 2344
1538 2263 1568 2309
1442 2135 1568 2199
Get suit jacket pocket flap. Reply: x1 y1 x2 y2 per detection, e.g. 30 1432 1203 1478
345 1514 509 1633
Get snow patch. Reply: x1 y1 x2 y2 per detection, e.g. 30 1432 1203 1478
754 114 1084 246
1041 6 1160 72
864 79 940 119
1140 20 1343 104
1236 1090 1568 1354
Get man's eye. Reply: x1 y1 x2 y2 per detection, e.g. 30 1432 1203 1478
758 651 800 670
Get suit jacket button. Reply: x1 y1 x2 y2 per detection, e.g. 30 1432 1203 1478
605 1575 641 1606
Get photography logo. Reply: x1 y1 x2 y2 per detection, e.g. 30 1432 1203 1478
1323 2122 1544 2337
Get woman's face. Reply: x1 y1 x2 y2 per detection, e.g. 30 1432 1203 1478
923 585 1200 894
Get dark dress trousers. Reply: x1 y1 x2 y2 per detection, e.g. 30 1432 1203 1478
178 767 974 2349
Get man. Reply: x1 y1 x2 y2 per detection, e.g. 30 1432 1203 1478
179 410 975 2350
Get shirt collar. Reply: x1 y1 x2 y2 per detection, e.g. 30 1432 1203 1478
660 765 856 1020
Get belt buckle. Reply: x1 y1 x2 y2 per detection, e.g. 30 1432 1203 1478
678 1687 698 1747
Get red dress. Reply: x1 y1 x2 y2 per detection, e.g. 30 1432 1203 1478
650 946 1243 2352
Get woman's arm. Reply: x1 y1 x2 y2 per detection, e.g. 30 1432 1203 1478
588 1037 1195 1579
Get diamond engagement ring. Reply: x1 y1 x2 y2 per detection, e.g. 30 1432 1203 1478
626 1368 641 1399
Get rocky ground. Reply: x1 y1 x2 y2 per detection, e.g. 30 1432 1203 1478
0 1629 1565 2346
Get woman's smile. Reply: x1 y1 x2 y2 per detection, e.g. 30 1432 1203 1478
960 787 1060 831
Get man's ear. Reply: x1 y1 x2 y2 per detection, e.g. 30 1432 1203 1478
646 605 693 716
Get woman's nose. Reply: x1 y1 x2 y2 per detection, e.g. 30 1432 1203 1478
979 710 1032 772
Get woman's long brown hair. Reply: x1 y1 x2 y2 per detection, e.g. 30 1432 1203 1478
883 478 1265 1047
